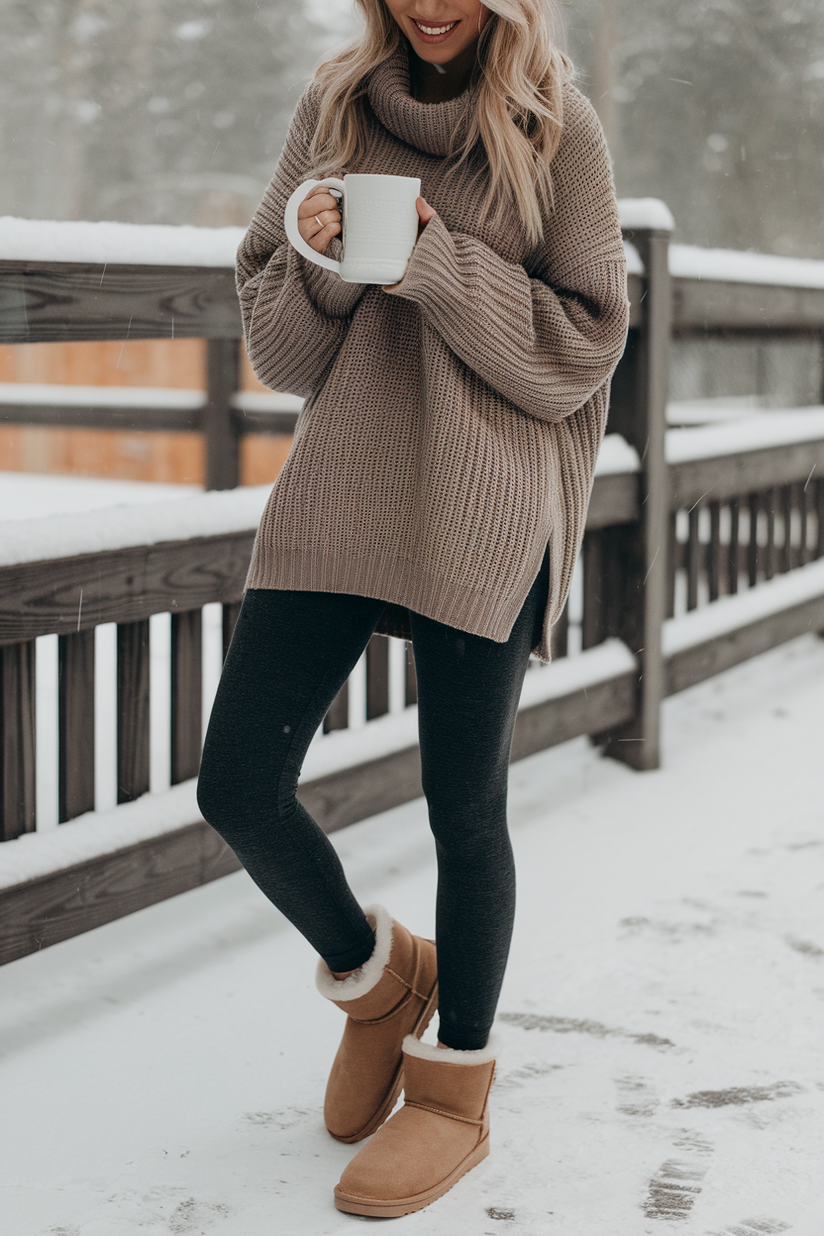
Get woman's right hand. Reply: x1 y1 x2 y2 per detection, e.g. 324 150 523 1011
296 184 342 254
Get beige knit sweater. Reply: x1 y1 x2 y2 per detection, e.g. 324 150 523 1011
237 38 629 661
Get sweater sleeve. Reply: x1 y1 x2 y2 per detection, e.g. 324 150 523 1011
235 85 368 398
387 87 630 425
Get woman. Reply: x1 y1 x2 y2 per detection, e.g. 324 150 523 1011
197 0 629 1217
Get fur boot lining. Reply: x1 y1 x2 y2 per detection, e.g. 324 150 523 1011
402 1032 500 1067
315 903 393 1001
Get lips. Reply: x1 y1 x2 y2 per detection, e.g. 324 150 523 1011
411 18 460 42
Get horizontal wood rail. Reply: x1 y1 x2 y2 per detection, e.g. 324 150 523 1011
665 588 824 695
673 278 824 335
0 532 255 645
669 439 824 508
0 260 241 342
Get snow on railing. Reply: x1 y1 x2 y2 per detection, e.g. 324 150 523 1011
0 484 271 568
670 244 824 289
0 215 244 267
3 209 824 293
667 407 824 464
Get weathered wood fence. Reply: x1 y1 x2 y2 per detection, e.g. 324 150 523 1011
1 208 824 965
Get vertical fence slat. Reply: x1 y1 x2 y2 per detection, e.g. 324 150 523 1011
666 513 678 619
550 599 569 660
58 629 95 823
117 620 150 804
323 683 349 733
581 529 606 649
1 641 36 841
764 486 778 581
687 505 701 610
791 482 802 570
727 497 740 594
205 338 240 491
222 600 242 662
366 634 389 721
747 492 760 586
405 642 418 707
801 479 815 565
810 477 824 561
779 484 792 574
171 609 203 785
707 501 721 601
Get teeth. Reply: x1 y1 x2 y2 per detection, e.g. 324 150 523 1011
415 20 457 35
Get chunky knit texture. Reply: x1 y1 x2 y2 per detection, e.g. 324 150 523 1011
237 38 629 659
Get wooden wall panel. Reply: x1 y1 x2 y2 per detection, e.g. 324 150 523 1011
0 424 206 483
0 338 205 387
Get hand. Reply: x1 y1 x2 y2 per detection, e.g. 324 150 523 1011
382 196 436 293
297 184 342 254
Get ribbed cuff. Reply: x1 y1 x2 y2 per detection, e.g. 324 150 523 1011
299 239 368 319
389 211 470 306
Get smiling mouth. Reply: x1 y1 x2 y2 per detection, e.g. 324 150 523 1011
412 18 459 36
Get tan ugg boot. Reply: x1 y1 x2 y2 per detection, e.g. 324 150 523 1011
315 904 438 1144
333 1033 498 1216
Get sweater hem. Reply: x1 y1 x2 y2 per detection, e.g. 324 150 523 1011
246 546 538 647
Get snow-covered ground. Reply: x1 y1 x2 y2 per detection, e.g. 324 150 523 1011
1 633 823 1236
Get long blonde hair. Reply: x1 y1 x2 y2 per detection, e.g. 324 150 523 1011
305 1 573 248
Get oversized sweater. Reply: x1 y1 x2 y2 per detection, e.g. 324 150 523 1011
237 37 629 661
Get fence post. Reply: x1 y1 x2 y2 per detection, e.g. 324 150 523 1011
594 208 674 770
0 641 36 840
205 338 240 490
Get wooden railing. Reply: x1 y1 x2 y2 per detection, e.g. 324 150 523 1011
2 207 824 965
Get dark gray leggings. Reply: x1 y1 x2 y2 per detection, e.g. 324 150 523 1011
197 550 548 1050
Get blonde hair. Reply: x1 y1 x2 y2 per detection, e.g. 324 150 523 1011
305 1 573 249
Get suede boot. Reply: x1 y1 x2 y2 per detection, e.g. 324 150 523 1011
333 1033 498 1217
315 904 438 1144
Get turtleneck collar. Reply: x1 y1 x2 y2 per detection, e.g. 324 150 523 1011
366 38 477 157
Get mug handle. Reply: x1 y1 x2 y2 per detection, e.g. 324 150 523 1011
283 177 346 273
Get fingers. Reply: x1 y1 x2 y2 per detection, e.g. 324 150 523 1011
416 196 436 225
297 186 341 254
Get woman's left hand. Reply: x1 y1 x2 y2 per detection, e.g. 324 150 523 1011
382 196 436 293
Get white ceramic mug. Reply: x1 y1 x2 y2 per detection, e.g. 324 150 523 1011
283 173 421 284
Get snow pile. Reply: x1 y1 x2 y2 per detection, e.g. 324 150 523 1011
230 390 304 413
0 382 205 409
663 557 824 657
594 434 640 476
0 484 271 567
300 706 419 784
0 782 202 890
0 216 244 267
667 395 767 426
623 240 643 275
618 199 676 232
670 243 824 289
0 473 199 521
518 638 635 710
667 406 824 464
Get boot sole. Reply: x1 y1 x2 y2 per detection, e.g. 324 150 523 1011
333 1131 490 1216
328 971 439 1145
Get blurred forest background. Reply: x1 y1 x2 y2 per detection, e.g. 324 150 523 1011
1 0 822 483
2 0 823 258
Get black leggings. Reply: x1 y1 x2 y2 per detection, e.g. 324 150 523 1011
197 550 549 1051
